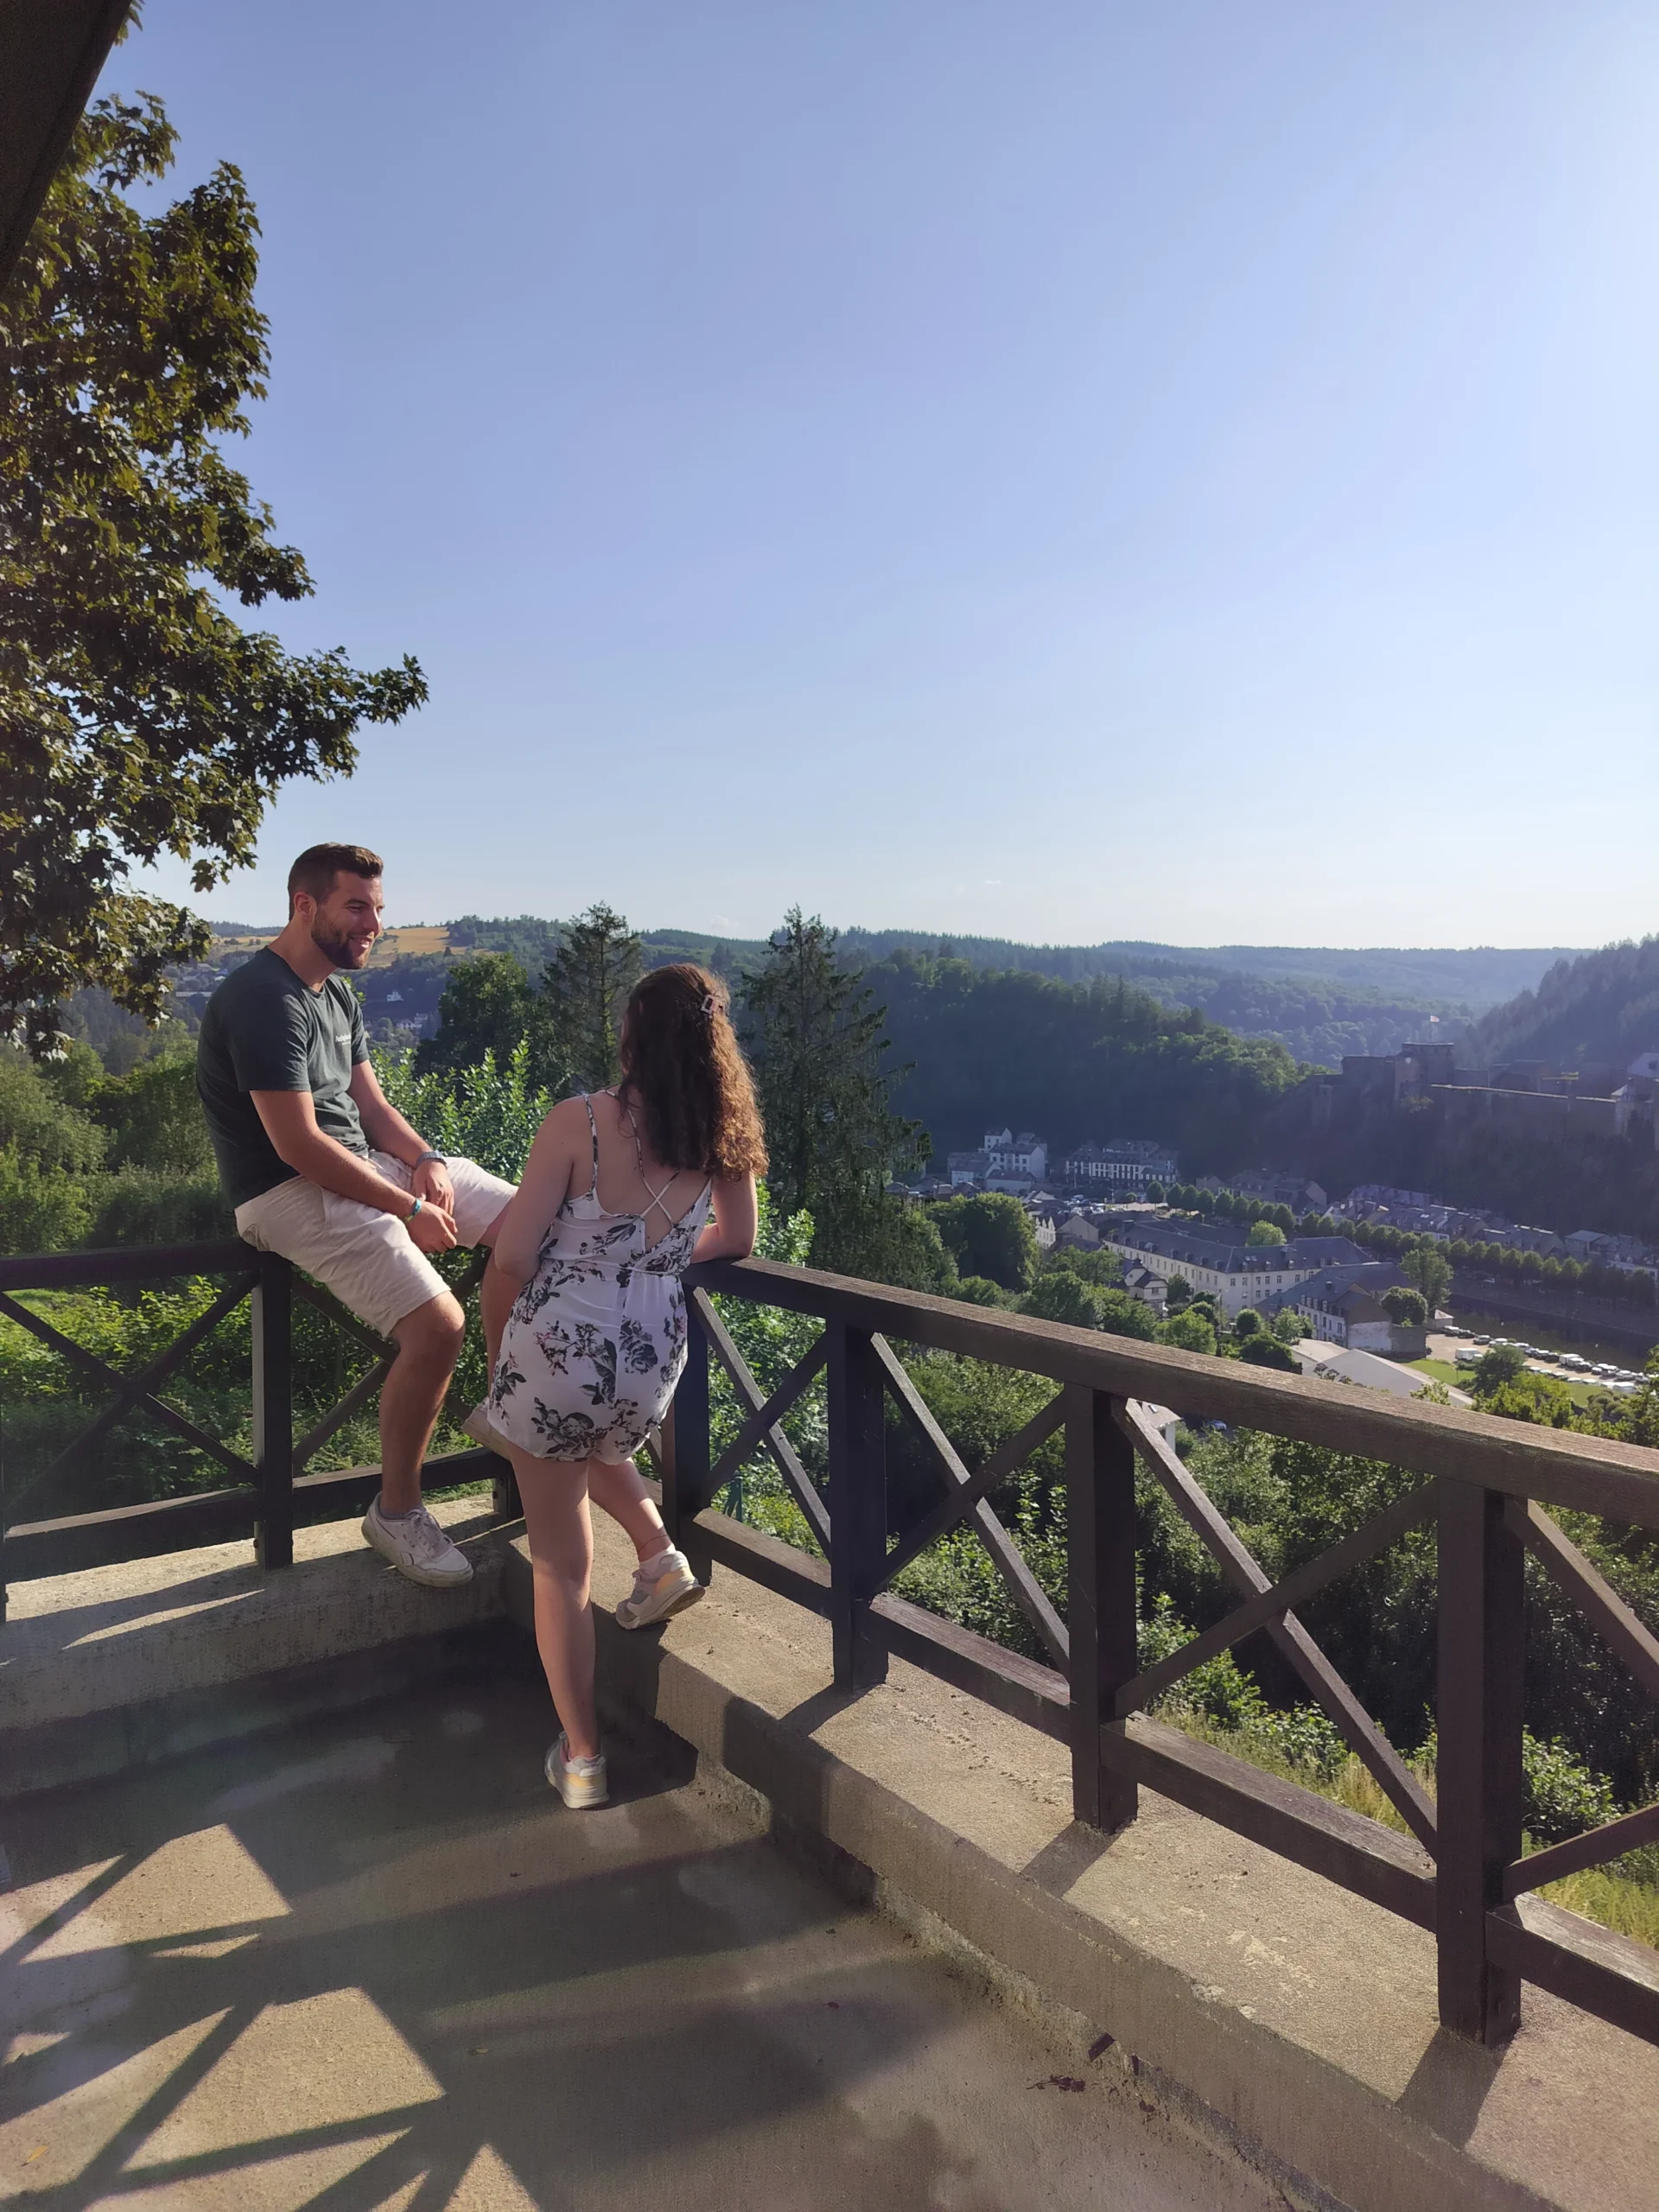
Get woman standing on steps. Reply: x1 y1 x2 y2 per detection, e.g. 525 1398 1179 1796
474 964 766 1808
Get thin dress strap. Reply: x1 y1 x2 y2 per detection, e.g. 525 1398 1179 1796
579 1093 601 1197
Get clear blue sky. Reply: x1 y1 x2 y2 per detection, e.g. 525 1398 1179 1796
113 2 1658 946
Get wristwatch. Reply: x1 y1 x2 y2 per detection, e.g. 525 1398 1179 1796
413 1149 447 1168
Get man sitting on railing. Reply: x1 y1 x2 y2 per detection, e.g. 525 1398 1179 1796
196 842 518 1588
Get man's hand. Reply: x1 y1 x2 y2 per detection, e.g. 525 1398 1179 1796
410 1155 455 1213
406 1201 458 1255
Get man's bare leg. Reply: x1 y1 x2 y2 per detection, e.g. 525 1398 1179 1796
378 1290 466 1514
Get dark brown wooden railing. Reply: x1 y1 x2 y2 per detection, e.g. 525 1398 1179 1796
3 1239 1657 2053
0 1240 508 1590
660 1255 1659 2054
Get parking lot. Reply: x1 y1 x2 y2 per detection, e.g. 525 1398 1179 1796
1427 1327 1649 1397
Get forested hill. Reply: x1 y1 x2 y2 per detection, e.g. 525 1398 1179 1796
868 952 1300 1173
1471 937 1659 1071
208 916 1580 1072
840 932 1573 1007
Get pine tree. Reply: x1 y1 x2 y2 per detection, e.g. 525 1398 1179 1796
538 904 641 1093
741 910 929 1272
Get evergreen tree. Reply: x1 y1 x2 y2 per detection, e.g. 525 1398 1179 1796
741 909 927 1268
538 904 640 1093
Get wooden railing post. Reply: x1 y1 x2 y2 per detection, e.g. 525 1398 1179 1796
827 1321 888 1689
251 1251 294 1570
664 1295 712 1583
490 1452 522 1522
1436 1477 1525 2044
1065 1386 1139 1831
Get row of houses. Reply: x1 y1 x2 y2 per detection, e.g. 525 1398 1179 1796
1337 1182 1659 1276
1098 1216 1417 1351
945 1128 1179 1198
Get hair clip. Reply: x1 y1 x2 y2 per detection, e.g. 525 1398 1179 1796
701 992 717 1017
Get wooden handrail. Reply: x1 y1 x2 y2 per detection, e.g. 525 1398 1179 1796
690 1255 1659 1529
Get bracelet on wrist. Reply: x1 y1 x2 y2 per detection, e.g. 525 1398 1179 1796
407 1196 423 1220
413 1149 446 1169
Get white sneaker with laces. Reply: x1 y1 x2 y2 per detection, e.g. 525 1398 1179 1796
615 1548 703 1630
546 1734 608 1808
361 1496 474 1586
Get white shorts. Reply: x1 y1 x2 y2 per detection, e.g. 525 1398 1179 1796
235 1151 517 1338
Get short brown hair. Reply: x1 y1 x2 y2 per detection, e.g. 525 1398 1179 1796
617 965 768 1181
287 843 384 912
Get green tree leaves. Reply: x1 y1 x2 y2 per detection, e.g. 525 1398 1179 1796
0 94 426 1050
416 905 639 1096
931 1192 1039 1291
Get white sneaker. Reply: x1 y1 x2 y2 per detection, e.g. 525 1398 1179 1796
615 1548 703 1630
461 1401 510 1455
546 1734 608 1808
361 1496 474 1586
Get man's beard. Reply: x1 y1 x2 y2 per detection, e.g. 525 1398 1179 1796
310 922 369 969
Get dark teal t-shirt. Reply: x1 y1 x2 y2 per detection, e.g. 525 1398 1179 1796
196 949 371 1208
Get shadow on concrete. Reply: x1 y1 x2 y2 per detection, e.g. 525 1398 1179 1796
778 1681 868 1738
1020 1821 1115 1897
0 1671 963 2212
1395 2025 1503 2145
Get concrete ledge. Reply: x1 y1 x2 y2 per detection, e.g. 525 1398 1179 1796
505 1513 1659 2212
7 1499 1655 2210
0 1499 520 1796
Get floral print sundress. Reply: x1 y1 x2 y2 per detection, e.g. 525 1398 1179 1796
488 1092 712 1464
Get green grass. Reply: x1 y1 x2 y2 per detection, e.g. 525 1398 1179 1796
1408 1357 1468 1391
1163 1710 1659 1951
1408 1354 1611 1411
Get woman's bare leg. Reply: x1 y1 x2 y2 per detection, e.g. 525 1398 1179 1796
512 1446 601 1760
480 1249 514 1376
586 1455 671 1565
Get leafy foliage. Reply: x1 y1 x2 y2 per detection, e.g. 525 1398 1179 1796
372 1039 555 1184
414 954 542 1084
931 1192 1039 1291
0 94 426 1050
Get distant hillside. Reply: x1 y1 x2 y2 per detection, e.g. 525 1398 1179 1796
841 931 1576 1008
867 953 1300 1173
1471 938 1659 1072
444 920 1580 1066
190 916 1581 1071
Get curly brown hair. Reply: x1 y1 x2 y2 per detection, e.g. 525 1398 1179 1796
616 964 768 1181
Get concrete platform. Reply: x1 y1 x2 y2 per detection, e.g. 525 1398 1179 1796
5 1504 1657 2209
0 1675 1294 2210
0 1501 518 1797
545 1511 1659 2212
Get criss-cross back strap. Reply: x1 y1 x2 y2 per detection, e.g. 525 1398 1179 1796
621 1100 690 1228
579 1092 601 1196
